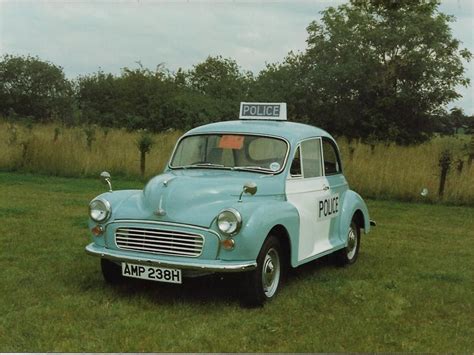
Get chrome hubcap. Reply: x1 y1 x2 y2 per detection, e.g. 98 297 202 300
262 248 280 298
347 227 357 260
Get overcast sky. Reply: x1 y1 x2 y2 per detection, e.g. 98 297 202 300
0 0 473 114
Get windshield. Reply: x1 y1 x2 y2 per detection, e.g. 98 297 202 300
170 134 288 173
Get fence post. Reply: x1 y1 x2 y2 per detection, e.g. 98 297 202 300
438 149 452 199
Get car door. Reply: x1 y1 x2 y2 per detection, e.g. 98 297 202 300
286 138 338 263
321 137 348 244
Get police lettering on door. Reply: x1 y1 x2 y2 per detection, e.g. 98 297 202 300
318 194 339 219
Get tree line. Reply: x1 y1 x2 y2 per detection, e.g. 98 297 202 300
1 0 472 144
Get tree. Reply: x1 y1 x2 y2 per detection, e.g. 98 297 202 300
449 107 469 134
250 55 311 122
0 54 73 122
75 71 118 127
188 56 252 99
187 56 253 120
466 115 474 134
294 0 471 144
76 64 178 131
136 130 154 177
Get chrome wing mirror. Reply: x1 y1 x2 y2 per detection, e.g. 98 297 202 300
238 182 257 202
100 171 112 192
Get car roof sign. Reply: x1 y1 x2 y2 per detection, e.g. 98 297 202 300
239 102 287 121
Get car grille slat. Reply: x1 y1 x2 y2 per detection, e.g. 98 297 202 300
115 227 204 257
115 232 203 244
117 245 201 256
116 239 202 251
118 228 199 238
115 236 204 247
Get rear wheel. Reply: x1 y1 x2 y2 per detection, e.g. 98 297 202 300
101 259 124 284
240 235 284 307
335 220 360 266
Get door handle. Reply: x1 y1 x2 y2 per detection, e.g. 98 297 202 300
323 185 330 191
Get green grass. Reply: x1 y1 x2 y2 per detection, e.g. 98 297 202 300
0 172 473 352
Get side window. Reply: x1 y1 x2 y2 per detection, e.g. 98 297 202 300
322 138 342 175
290 146 302 177
301 139 322 178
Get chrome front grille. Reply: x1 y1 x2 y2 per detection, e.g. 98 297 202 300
115 227 204 257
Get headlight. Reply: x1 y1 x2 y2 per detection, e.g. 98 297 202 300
217 208 242 235
89 198 111 222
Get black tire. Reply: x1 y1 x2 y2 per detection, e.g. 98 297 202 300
101 259 124 284
335 220 360 266
240 235 285 307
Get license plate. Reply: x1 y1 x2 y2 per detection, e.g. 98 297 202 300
121 262 182 284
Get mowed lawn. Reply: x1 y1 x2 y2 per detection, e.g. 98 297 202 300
0 172 472 352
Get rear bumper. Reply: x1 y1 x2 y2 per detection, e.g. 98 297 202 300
85 243 257 272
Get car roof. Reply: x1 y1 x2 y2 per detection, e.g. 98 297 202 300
185 120 333 144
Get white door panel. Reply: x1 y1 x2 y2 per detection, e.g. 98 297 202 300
286 176 334 262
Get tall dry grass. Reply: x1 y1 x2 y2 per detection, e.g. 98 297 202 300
0 122 181 179
1 121 473 205
338 137 474 205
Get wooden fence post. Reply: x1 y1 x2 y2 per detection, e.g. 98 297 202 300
438 149 452 199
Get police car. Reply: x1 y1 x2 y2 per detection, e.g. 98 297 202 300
86 102 374 306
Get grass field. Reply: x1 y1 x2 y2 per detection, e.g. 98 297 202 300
0 172 473 352
1 121 474 205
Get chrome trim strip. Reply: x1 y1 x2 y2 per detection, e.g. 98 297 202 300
85 243 257 272
117 245 201 256
116 228 198 238
106 219 221 239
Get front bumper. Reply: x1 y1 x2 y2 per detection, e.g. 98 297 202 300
85 243 257 272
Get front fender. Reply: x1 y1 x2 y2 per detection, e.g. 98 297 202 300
87 190 141 245
339 190 371 241
218 200 299 263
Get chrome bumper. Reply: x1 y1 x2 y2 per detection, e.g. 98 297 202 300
85 243 257 272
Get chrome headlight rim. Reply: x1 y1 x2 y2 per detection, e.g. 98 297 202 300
217 208 242 236
89 198 112 223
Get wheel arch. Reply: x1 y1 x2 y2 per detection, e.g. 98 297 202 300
268 224 292 269
352 209 365 231
231 201 299 265
340 190 371 237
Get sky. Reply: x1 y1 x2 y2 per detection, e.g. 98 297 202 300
0 0 473 114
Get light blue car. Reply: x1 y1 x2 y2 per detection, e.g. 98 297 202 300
86 103 374 306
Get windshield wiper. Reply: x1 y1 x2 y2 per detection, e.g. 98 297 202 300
232 166 275 173
181 163 226 169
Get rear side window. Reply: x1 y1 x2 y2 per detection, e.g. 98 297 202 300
301 139 322 178
322 138 342 175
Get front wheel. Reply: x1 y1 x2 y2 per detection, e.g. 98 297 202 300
240 235 284 307
335 220 360 266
